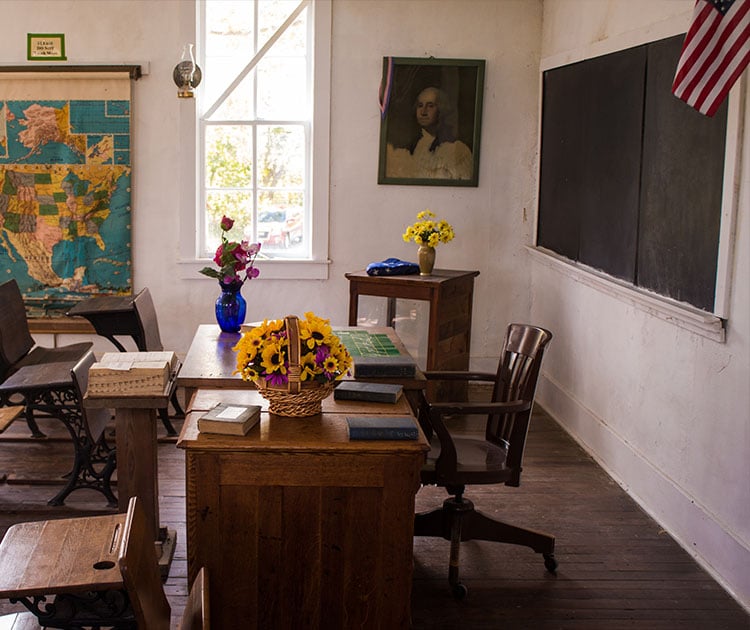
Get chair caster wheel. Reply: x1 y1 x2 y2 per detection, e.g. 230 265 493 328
543 553 558 574
451 582 468 600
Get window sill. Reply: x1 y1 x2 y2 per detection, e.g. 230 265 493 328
178 258 331 281
526 246 725 342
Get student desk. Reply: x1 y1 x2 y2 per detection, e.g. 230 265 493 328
66 294 143 352
84 376 179 578
0 512 127 627
345 269 479 399
178 388 429 630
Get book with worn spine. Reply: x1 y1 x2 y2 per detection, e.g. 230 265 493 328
334 381 403 404
346 416 418 441
198 403 261 436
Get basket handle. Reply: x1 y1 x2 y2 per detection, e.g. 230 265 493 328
284 315 302 394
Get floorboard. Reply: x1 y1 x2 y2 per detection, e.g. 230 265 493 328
0 408 747 629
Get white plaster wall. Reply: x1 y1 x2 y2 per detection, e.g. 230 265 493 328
6 0 746 612
1 0 544 368
535 0 750 611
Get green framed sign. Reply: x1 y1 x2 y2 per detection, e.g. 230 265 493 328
27 33 67 61
378 56 485 187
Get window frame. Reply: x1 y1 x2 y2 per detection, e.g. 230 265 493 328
178 0 331 281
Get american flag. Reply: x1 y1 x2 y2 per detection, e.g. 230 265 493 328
672 0 750 116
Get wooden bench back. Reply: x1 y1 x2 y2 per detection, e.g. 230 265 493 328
180 567 209 630
71 351 111 442
133 288 164 352
118 497 171 630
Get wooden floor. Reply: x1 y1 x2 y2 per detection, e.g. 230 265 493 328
0 408 747 629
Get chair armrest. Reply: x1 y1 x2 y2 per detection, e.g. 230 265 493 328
428 399 531 416
423 370 496 383
426 399 532 482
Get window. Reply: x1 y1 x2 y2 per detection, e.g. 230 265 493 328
183 0 330 279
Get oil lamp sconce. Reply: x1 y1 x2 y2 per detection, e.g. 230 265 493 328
173 43 202 98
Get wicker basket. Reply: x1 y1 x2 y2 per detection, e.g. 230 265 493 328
253 315 335 417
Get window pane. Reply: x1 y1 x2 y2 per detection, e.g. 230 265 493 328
257 125 304 189
255 193 304 253
257 58 307 119
205 2 254 108
258 1 307 55
205 125 254 188
205 190 253 251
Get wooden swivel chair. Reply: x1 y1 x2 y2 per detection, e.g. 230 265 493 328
414 323 556 599
0 279 92 437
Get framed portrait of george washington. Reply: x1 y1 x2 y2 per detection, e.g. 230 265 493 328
378 57 485 187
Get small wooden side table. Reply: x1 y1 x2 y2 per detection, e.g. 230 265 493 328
345 269 479 399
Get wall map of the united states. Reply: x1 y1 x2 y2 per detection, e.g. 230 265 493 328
0 98 131 317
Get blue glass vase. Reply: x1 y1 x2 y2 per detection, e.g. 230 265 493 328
215 280 246 333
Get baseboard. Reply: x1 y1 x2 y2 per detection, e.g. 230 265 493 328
536 374 750 613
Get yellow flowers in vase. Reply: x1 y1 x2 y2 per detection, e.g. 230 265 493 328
402 210 455 248
403 210 455 275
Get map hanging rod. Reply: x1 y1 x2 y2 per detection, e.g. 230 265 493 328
0 64 143 79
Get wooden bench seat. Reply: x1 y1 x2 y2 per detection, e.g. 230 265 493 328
0 406 22 433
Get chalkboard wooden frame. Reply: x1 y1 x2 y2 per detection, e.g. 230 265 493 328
536 34 734 315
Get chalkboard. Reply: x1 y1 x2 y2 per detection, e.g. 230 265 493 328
538 35 728 312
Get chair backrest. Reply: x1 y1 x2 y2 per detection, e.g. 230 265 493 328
132 288 164 352
488 324 552 485
0 280 35 378
180 567 210 630
70 351 111 442
118 497 171 630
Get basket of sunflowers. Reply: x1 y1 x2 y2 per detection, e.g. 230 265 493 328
234 312 353 417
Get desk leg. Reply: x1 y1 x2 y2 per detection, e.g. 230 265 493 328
114 407 176 578
115 408 159 542
348 286 359 326
386 297 397 328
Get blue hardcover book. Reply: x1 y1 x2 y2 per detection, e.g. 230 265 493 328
346 416 418 441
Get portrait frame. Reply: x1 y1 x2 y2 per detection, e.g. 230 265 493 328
378 57 485 187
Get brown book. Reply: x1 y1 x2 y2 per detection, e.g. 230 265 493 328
88 351 178 396
197 403 261 436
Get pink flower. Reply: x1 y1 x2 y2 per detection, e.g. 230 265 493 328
242 240 261 256
220 215 235 231
212 244 224 266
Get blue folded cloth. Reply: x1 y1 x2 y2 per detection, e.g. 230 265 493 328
365 258 420 276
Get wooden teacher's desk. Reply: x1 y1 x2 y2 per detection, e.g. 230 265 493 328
178 388 430 630
177 324 427 405
345 269 479 398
